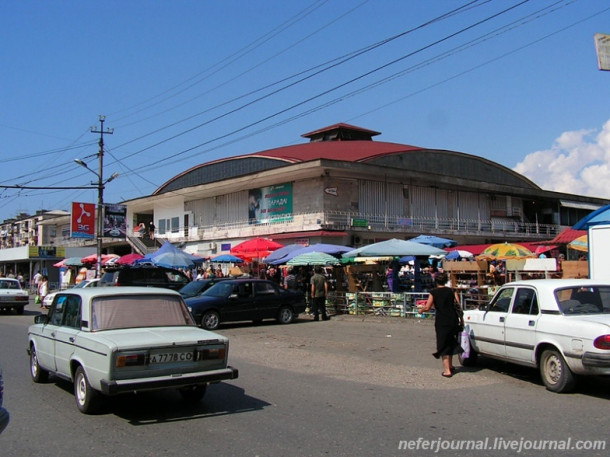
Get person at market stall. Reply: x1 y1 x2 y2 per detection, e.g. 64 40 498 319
310 266 330 321
284 267 298 291
417 272 463 378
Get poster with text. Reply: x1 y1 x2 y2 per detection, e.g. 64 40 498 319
248 183 293 224
104 204 127 239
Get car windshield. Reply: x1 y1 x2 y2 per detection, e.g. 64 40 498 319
555 286 610 315
90 295 195 330
179 281 208 297
202 282 234 298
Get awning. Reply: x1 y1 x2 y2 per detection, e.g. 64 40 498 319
560 200 601 211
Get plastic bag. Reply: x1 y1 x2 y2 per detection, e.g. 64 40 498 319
35 295 41 305
459 330 470 358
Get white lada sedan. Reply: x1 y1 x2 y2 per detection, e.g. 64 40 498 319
27 287 238 413
460 279 610 393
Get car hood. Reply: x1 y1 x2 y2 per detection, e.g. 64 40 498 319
88 327 228 349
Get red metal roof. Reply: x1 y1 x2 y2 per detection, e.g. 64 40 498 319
549 228 587 244
252 140 422 164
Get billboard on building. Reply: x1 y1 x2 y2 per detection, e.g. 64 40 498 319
594 33 610 71
104 204 127 239
248 183 293 224
71 202 96 239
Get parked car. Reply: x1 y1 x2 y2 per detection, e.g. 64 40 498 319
27 287 238 414
42 278 101 309
185 278 306 330
0 277 29 315
179 278 229 299
99 265 190 291
460 279 610 393
0 363 8 434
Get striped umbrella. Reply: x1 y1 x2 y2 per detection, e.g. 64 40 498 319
286 251 341 266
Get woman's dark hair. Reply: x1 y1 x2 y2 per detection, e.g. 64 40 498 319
434 272 448 285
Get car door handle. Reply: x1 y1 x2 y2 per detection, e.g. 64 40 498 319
528 320 535 326
499 317 505 323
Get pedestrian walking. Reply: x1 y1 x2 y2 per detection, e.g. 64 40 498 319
418 272 463 377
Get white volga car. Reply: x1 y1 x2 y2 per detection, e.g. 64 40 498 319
28 287 238 414
460 279 610 393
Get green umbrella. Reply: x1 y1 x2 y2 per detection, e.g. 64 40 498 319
286 251 341 266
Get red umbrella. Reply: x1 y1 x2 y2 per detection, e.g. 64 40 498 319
116 253 144 265
230 237 284 261
81 253 119 264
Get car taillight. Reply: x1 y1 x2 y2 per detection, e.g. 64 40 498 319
116 354 147 367
593 335 610 350
198 347 226 360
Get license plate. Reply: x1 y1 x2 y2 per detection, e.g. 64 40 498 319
149 351 194 364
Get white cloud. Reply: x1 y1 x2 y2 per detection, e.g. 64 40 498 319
513 119 610 199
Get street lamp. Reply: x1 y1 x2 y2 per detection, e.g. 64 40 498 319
74 158 119 278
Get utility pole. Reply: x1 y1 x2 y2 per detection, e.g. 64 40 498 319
90 115 114 278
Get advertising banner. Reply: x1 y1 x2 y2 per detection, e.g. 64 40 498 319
71 202 96 239
104 204 127 239
248 183 293 224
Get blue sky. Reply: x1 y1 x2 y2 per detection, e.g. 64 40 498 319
2 0 610 221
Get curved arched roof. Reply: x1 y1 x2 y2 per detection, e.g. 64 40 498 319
154 126 540 194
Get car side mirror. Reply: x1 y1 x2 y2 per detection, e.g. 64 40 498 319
479 303 489 311
34 314 49 324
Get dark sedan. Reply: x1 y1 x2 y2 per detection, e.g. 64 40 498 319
185 279 306 330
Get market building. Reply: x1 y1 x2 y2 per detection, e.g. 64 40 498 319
122 123 608 257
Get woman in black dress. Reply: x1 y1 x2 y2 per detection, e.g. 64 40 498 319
418 272 463 377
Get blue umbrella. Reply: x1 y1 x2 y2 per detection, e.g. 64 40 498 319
572 204 610 230
264 244 305 264
140 241 204 269
408 234 458 248
211 254 245 263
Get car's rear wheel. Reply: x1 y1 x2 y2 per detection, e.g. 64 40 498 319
277 306 294 324
74 366 101 414
458 349 478 367
30 345 49 383
539 348 576 393
201 311 220 330
179 384 207 402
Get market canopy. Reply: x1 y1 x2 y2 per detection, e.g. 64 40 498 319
342 238 447 258
287 252 341 266
408 234 458 248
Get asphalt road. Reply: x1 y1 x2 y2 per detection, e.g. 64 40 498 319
1 304 609 456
